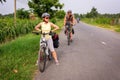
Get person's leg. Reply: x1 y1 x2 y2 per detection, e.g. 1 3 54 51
70 32 73 41
47 38 59 65
70 27 73 41
51 51 59 63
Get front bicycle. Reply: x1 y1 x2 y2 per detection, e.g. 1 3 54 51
38 33 53 72
33 31 52 72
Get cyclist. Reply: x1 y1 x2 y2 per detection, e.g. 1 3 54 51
64 10 76 41
35 13 59 65
76 17 80 23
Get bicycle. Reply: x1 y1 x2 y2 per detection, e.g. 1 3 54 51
65 22 72 45
33 31 52 72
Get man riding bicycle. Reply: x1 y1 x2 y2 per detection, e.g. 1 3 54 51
35 13 59 65
64 10 76 41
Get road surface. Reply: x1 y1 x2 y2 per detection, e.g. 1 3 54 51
34 22 120 80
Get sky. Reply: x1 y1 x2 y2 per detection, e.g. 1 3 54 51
0 0 120 15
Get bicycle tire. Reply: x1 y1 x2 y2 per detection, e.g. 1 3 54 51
38 48 47 72
48 49 52 61
68 31 70 45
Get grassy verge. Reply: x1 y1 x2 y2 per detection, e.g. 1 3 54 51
81 18 120 32
0 34 40 80
0 19 63 80
55 18 64 33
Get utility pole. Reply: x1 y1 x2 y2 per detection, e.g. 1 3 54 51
14 0 16 27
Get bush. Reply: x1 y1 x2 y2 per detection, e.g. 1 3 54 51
55 10 65 19
50 18 57 24
0 18 40 43
17 8 30 19
95 18 111 24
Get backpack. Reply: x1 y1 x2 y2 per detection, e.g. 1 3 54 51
52 33 59 48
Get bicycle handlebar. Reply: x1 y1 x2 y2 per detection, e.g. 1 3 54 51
32 31 56 36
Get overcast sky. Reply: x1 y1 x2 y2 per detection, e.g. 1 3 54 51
0 0 120 15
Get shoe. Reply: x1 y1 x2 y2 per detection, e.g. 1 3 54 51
55 60 59 65
70 39 73 42
55 62 59 65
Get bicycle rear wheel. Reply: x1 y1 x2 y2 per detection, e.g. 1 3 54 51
38 48 47 72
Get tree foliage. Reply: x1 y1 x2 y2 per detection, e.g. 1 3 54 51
86 7 99 18
74 13 80 18
28 0 64 18
17 8 30 19
55 10 65 19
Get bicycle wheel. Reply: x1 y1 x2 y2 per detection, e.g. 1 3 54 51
48 49 52 61
67 31 70 45
38 48 47 72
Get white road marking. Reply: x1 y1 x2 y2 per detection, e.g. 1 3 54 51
101 42 106 45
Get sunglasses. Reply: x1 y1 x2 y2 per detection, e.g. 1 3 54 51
45 17 49 19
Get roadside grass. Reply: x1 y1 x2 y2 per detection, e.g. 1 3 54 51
56 18 64 33
81 18 120 32
0 34 40 80
0 19 63 80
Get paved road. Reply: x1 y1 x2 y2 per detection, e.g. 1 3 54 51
34 22 120 80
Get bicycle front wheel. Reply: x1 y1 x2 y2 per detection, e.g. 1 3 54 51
38 48 47 72
48 49 52 61
67 32 70 45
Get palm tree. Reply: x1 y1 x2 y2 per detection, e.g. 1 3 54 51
0 0 6 3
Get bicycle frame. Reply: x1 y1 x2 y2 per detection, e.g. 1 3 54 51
65 22 72 45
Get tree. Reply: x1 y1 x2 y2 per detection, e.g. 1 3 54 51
91 7 98 18
86 7 99 18
17 8 30 19
0 0 6 3
74 13 80 18
28 0 64 18
55 10 65 19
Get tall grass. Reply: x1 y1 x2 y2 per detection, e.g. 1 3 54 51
0 18 40 43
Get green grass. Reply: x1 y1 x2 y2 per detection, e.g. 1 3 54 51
0 18 64 80
56 18 64 33
0 34 40 80
81 18 120 32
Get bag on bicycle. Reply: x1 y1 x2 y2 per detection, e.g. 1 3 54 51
52 33 59 48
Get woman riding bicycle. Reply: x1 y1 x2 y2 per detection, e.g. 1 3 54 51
35 13 59 65
64 10 76 41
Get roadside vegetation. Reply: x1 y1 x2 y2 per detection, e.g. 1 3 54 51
74 7 120 32
0 0 64 79
0 17 40 43
0 18 63 80
81 18 120 32
0 34 39 80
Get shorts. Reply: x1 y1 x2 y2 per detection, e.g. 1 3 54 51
40 37 55 52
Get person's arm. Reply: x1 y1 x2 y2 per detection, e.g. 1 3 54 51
50 22 59 32
35 22 41 31
72 15 77 25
